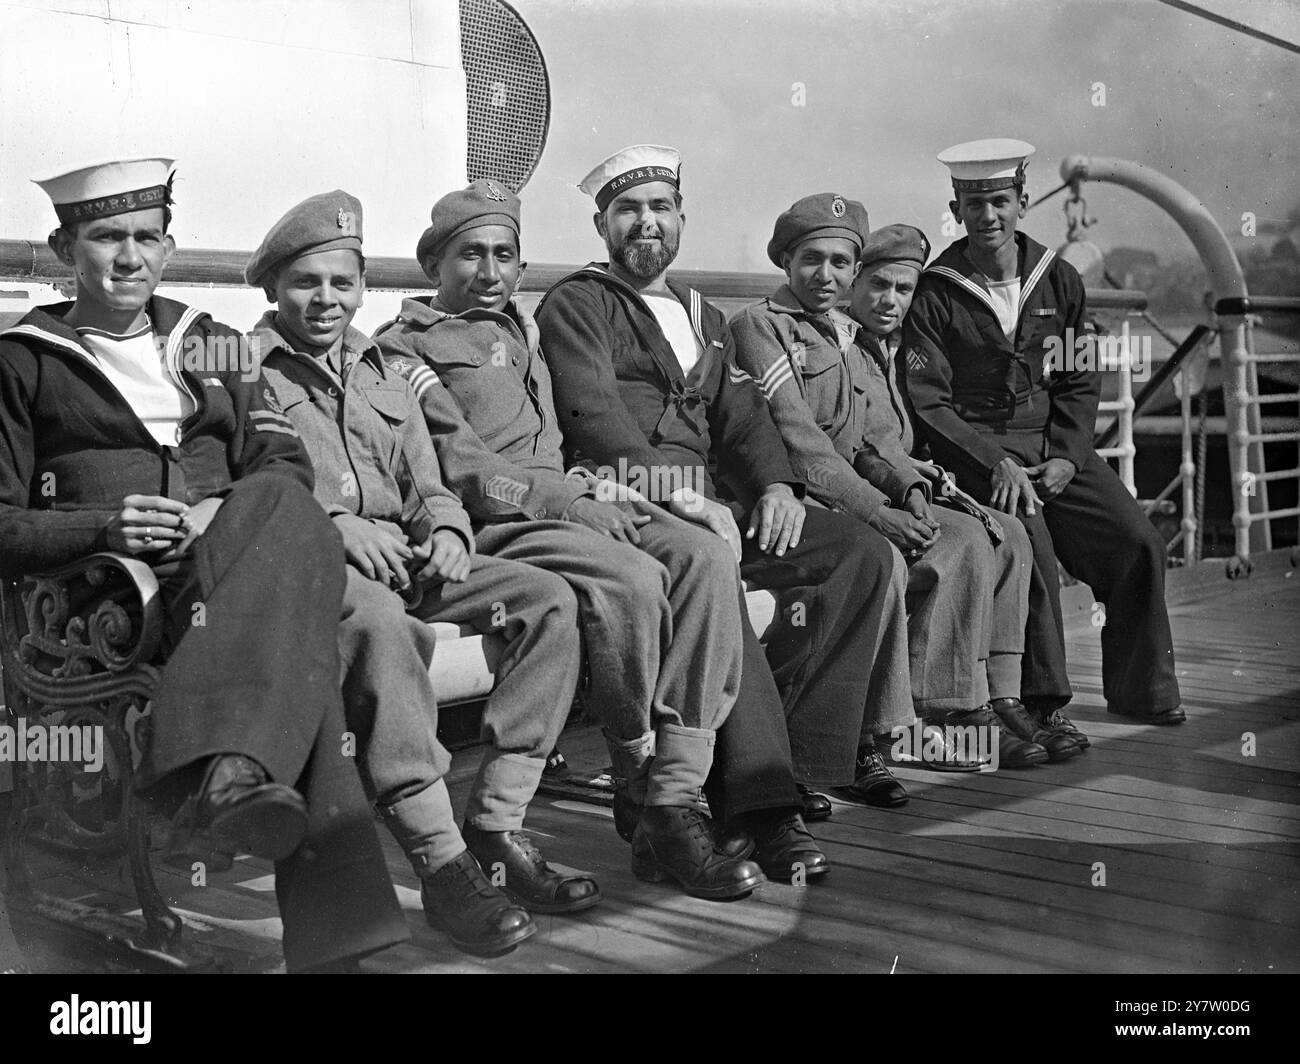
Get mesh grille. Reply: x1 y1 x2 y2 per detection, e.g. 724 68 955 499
459 0 551 192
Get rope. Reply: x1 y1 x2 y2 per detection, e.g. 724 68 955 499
1027 181 1070 212
1153 0 1300 56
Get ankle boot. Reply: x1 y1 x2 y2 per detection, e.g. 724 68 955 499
944 706 1049 768
990 698 1080 762
419 850 535 956
741 809 829 882
630 806 764 900
463 822 601 915
796 783 833 822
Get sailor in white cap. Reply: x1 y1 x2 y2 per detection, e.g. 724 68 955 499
0 156 409 970
903 138 1184 730
579 144 683 214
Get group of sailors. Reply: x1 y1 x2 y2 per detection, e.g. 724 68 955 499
0 137 1183 971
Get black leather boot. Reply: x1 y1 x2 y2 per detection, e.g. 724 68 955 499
796 783 833 822
165 754 307 872
618 782 755 859
463 823 601 914
420 850 535 956
944 705 1050 768
1037 707 1091 748
631 806 765 900
841 746 909 807
991 698 1080 762
741 809 829 882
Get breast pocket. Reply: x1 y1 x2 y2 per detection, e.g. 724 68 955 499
267 377 311 415
360 385 411 469
429 353 524 442
798 345 847 429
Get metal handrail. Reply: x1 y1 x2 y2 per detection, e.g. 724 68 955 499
1096 324 1214 448
1092 318 1137 493
0 238 1152 307
1213 295 1300 574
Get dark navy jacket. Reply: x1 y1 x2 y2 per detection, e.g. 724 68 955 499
535 264 801 512
0 296 309 575
902 233 1099 476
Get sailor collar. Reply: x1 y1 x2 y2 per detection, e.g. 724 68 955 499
576 263 713 356
924 232 1056 325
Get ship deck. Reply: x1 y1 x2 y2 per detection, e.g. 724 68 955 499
3 551 1297 975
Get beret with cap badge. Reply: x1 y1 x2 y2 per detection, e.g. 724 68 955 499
859 223 931 275
244 189 363 287
416 178 520 265
767 192 870 268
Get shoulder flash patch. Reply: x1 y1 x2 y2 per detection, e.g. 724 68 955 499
386 357 415 379
484 474 529 508
263 387 284 413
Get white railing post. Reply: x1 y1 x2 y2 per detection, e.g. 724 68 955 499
1116 320 1136 495
1178 358 1199 565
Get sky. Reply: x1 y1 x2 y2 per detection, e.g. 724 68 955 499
509 0 1300 272
2 0 1294 335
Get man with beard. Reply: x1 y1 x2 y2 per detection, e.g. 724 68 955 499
535 145 913 859
904 139 1182 727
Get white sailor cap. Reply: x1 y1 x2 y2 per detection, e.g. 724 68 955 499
32 155 175 227
579 144 681 211
937 139 1034 193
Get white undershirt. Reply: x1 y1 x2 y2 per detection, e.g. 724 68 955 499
984 277 1021 340
77 322 194 446
644 293 701 376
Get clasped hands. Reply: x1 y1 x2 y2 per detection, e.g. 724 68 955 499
333 513 470 590
990 456 1076 517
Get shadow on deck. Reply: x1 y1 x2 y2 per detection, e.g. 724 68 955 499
3 552 1297 974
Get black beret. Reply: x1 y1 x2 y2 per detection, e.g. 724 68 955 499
859 224 930 274
416 178 521 264
245 190 362 287
767 193 869 268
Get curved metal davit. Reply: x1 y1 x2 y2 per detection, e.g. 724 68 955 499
1060 155 1280 567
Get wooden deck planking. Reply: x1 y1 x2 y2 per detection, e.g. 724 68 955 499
3 557 1297 973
